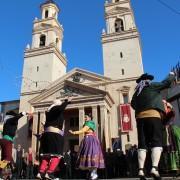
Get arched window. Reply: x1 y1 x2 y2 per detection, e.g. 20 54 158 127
122 93 129 104
120 52 123 58
39 35 46 47
115 18 124 32
56 38 59 44
45 10 49 18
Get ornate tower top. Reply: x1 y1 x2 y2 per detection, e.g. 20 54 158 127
40 0 59 19
106 0 130 3
41 0 58 7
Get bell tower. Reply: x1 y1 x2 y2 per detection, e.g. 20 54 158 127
18 0 67 149
102 0 143 79
21 0 67 93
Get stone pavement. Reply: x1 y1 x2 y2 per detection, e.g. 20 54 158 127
112 177 180 180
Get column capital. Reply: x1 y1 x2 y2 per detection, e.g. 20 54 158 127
78 107 84 110
100 104 105 107
33 111 39 115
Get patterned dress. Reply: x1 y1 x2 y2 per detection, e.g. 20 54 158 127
76 120 105 170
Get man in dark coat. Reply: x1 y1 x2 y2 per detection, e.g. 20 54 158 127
64 149 72 179
15 144 24 179
131 72 175 179
37 97 72 179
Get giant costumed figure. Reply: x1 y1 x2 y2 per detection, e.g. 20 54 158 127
131 72 175 180
0 110 29 179
37 97 72 179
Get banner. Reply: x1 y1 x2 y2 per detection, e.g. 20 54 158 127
120 104 132 132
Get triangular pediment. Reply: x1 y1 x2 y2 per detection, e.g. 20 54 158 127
43 68 111 91
67 68 111 84
30 79 108 105
106 6 130 14
29 68 114 107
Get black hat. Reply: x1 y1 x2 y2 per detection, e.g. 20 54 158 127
136 73 154 83
6 110 18 116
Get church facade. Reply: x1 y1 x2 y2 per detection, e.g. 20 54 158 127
18 0 144 153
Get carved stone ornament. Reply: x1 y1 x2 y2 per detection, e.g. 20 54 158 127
72 73 85 83
59 85 83 97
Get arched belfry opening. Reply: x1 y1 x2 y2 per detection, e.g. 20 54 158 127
39 34 46 47
45 10 49 18
115 18 124 32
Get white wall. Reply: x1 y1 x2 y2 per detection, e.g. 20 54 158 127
103 37 143 79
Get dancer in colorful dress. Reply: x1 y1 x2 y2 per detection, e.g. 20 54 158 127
131 72 175 180
37 97 72 180
69 114 105 180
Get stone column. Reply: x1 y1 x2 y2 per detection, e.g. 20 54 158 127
100 105 105 143
100 105 110 151
32 112 38 154
104 108 110 150
108 112 112 150
32 111 45 154
40 111 46 133
78 107 85 145
92 106 98 137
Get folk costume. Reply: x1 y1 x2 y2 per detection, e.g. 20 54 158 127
37 99 71 179
69 115 105 180
0 111 27 162
161 124 180 174
131 72 175 179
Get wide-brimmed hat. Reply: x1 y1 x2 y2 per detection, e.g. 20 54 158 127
6 110 18 116
136 73 154 83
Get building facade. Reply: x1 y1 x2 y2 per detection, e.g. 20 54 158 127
18 0 144 153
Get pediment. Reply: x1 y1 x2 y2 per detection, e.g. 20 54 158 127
29 68 114 107
43 68 111 91
67 68 111 84
106 6 130 14
29 79 107 105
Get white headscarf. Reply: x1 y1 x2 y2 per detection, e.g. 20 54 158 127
48 99 62 111
135 79 151 96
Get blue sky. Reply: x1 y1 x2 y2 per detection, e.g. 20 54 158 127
0 0 179 101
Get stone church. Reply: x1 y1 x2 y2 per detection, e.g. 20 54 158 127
17 0 144 153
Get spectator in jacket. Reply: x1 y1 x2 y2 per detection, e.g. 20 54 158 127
64 149 72 179
16 144 24 179
25 147 35 179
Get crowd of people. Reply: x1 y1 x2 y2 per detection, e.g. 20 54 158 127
0 143 179 179
0 72 179 180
